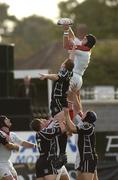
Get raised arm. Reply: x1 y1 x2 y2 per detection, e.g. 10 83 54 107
0 131 19 151
5 143 19 151
39 73 59 81
63 25 75 50
21 141 36 148
10 132 36 149
64 108 77 133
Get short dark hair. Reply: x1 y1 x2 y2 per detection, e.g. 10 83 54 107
85 34 96 48
64 58 74 71
30 119 41 132
83 111 97 124
0 115 7 128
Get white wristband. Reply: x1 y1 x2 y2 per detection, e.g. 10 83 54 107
64 32 69 36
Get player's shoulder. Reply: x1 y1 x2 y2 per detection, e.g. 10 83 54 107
10 132 16 137
80 122 93 130
10 132 18 141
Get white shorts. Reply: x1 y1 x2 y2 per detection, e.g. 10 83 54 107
0 162 13 179
0 161 17 179
56 165 70 180
69 73 83 92
8 161 17 178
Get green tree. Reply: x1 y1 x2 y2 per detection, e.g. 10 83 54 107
83 40 118 86
11 15 61 59
58 0 118 39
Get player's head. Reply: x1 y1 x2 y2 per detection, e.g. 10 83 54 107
30 118 48 132
85 34 96 48
0 115 12 129
83 111 97 124
63 58 74 71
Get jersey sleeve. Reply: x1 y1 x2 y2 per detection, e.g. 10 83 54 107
10 132 23 145
0 131 9 145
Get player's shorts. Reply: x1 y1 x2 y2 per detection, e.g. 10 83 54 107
50 98 68 117
35 156 58 178
56 165 70 180
8 160 17 178
77 159 97 173
0 162 13 178
69 73 83 92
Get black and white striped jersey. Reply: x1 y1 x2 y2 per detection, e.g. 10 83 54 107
49 132 67 159
76 122 98 161
35 122 62 158
51 67 73 99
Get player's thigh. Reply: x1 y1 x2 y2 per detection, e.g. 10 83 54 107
8 162 17 180
77 172 94 180
0 163 14 180
60 175 70 180
36 177 44 180
69 75 82 92
44 174 57 180
2 176 14 180
54 110 65 122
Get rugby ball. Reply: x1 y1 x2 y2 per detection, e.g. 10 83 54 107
57 18 73 26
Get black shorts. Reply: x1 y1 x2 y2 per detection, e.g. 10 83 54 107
35 156 58 178
78 159 97 173
50 98 68 117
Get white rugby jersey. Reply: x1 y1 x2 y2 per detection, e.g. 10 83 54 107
69 37 91 76
0 131 23 163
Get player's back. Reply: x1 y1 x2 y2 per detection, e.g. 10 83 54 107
73 50 91 76
68 37 91 76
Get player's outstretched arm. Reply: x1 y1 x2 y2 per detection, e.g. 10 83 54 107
5 143 19 151
64 108 77 133
21 141 36 148
39 73 59 81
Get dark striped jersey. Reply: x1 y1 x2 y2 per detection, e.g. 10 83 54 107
76 122 98 161
46 121 67 158
51 67 73 99
35 122 62 159
50 132 67 158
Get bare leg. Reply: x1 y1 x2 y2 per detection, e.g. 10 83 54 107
60 175 70 180
2 176 15 180
73 91 83 116
77 172 95 180
93 170 99 180
44 174 57 180
37 177 44 180
68 90 83 117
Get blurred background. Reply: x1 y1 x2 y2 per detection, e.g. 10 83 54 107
0 0 118 179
